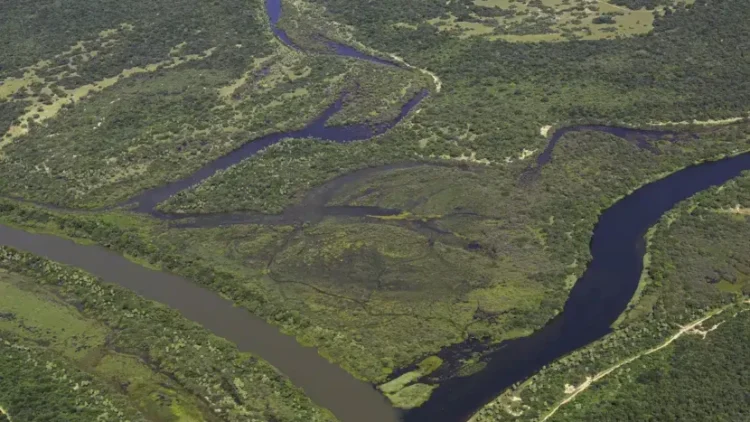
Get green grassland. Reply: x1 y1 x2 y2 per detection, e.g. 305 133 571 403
0 272 206 421
0 248 335 422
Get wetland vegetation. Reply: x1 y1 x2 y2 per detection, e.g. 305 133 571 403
2 0 750 420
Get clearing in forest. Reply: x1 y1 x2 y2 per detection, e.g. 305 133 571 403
422 0 693 42
0 27 214 151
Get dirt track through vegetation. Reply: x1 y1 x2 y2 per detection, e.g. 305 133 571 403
540 304 743 422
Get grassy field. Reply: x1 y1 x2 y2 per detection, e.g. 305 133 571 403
0 268 209 421
421 0 692 42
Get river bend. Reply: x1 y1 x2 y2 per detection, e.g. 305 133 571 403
1 0 749 421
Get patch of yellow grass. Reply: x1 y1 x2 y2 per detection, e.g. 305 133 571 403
0 46 215 152
0 72 43 100
219 54 277 101
503 148 537 163
724 205 750 215
453 151 493 165
368 211 443 221
420 0 690 43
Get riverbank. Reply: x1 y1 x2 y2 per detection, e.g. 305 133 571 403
0 224 399 422
539 305 731 422
470 158 750 422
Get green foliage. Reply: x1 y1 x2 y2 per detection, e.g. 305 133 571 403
0 337 146 422
0 248 336 422
0 53 366 207
160 137 434 214
0 101 26 135
4 121 750 387
379 356 443 407
473 146 750 421
383 383 436 409
549 308 750 422
0 0 426 209
165 0 750 217
3 0 750 414
0 0 273 82
288 0 750 161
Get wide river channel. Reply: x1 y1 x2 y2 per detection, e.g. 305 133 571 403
1 1 750 422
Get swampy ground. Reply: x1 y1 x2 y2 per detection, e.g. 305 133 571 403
1 0 750 420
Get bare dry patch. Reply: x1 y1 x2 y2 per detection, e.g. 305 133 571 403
651 113 750 127
719 205 750 216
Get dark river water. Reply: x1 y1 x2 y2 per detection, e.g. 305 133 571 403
125 90 427 214
1 1 749 421
405 151 750 422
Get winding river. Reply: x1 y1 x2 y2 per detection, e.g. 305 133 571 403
405 150 750 422
0 1 749 422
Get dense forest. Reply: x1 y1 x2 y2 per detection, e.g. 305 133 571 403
548 308 750 422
